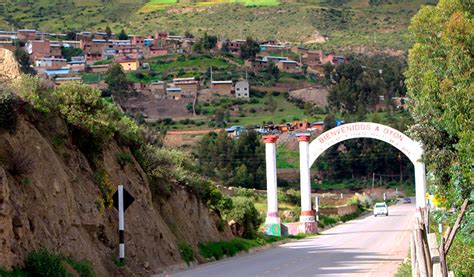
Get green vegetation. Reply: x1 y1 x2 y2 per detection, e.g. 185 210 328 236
61 47 83 62
0 248 94 277
194 131 265 189
405 1 473 275
0 89 17 133
94 169 115 213
93 59 113 65
149 56 229 72
178 242 195 265
394 257 411 277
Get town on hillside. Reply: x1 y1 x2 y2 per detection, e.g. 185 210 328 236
0 28 408 135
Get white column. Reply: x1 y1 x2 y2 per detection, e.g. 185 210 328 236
414 161 426 209
263 135 280 224
297 133 314 222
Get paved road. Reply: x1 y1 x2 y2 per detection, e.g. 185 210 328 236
169 201 415 277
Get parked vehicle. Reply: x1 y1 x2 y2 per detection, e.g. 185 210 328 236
374 202 389 216
403 197 412 204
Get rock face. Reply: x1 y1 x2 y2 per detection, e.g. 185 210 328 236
0 49 21 82
0 115 232 275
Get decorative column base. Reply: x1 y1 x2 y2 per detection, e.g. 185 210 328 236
299 210 315 223
281 222 317 236
262 212 281 236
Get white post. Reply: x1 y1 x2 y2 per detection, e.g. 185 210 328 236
297 133 314 222
118 185 125 262
263 135 280 224
414 161 426 209
315 196 320 222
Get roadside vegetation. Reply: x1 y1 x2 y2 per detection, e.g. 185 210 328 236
0 249 94 277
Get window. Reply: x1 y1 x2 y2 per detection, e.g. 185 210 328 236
244 87 247 90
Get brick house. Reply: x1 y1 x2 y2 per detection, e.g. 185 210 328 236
17 29 37 41
277 60 299 73
26 40 51 60
227 39 246 54
81 39 112 62
142 46 168 59
130 35 145 47
210 80 233 95
173 77 199 96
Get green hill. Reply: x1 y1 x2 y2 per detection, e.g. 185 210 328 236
0 0 437 51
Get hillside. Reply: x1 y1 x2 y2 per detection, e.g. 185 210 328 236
0 0 437 51
0 49 234 275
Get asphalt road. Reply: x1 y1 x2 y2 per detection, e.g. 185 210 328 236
168 201 415 277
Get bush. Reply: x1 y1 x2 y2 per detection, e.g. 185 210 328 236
3 150 34 177
0 90 17 133
24 249 67 277
94 169 115 212
198 238 260 260
116 152 133 168
178 242 195 265
223 197 262 239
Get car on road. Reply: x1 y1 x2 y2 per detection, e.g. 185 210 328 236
374 202 389 216
402 197 412 204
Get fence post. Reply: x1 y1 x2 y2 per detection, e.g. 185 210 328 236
414 228 428 277
410 234 416 277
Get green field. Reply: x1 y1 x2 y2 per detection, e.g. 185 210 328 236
150 57 230 72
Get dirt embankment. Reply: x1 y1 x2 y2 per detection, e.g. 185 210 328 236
0 114 232 275
0 49 21 82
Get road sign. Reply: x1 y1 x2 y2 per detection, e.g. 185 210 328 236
113 187 135 211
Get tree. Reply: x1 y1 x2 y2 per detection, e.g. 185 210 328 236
61 47 83 61
193 33 217 53
405 0 473 208
323 62 335 84
65 31 77 40
266 95 277 116
118 29 128 40
240 37 260 60
105 26 112 40
105 64 132 105
14 45 35 75
267 62 279 81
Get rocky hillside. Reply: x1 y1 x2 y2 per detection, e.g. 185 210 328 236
0 112 232 275
0 50 233 275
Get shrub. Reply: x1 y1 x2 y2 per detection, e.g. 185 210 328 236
116 152 132 168
3 150 34 177
24 249 67 277
0 90 17 133
14 75 55 113
94 169 115 212
178 242 194 265
198 238 260 260
223 197 262 239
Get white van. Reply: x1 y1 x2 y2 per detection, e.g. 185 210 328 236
374 202 389 216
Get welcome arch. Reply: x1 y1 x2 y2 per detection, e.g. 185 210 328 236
262 122 426 236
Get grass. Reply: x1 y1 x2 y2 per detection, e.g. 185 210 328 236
394 256 411 277
82 73 105 84
149 56 230 72
199 234 296 261
0 248 95 277
149 0 178 3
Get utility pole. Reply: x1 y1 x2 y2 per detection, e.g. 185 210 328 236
372 172 375 194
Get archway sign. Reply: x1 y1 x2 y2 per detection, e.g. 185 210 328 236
262 122 426 237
